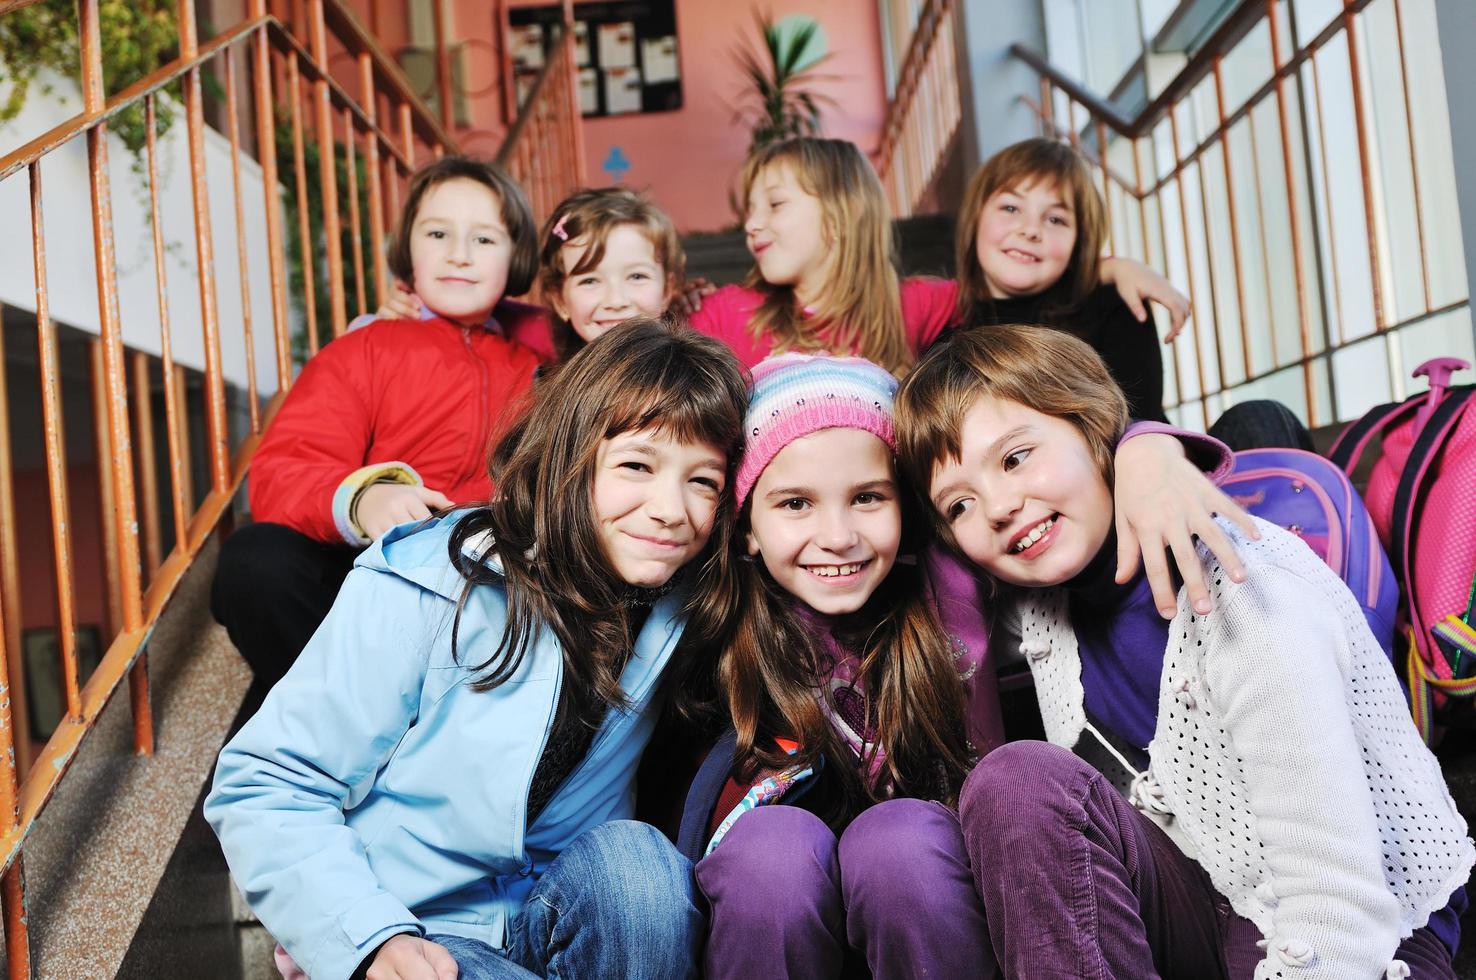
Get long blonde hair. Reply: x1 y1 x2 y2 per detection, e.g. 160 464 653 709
739 139 910 373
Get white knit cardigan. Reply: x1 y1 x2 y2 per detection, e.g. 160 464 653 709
1019 517 1475 980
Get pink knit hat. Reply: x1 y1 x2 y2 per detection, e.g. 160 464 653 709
735 352 898 506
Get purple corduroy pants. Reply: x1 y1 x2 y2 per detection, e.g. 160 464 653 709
695 798 997 979
960 741 1457 979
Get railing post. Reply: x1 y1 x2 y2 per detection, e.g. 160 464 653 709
250 4 293 392
1267 0 1320 424
0 292 31 781
81 0 150 756
1343 0 1387 331
308 0 348 338
4 857 30 980
223 49 262 438
177 0 232 497
433 0 456 134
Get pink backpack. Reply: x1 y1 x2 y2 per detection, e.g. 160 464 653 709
1328 358 1476 743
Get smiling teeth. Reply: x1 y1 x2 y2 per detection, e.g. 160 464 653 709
1012 517 1056 554
807 562 865 577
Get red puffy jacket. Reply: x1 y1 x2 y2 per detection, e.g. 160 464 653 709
249 303 547 544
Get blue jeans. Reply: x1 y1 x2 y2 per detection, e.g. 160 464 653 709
427 820 701 979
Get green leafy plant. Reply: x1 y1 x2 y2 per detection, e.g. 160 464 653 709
0 0 180 158
732 11 834 153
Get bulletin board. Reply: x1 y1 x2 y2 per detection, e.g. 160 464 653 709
506 1 683 119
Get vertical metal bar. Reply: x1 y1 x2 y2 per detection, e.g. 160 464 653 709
177 0 231 495
1245 106 1279 367
1097 118 1113 254
4 858 30 980
91 341 123 645
174 365 196 520
307 0 347 338
0 282 31 780
131 352 162 578
385 156 401 239
1135 137 1184 409
1066 98 1082 152
343 107 366 316
1309 54 1346 344
1169 110 1214 428
287 53 320 356
1040 79 1053 137
30 162 80 723
146 95 190 551
1213 55 1255 380
80 0 148 760
249 11 293 392
433 0 455 134
399 102 415 169
224 49 261 436
1267 0 1320 424
0 543 21 829
1390 0 1432 313
1343 0 1386 329
359 53 387 309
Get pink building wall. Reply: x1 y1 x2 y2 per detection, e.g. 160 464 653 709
331 1 889 232
482 0 890 233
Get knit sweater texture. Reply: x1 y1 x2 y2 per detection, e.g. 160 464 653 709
1019 516 1475 980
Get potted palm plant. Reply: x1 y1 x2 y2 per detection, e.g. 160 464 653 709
733 12 833 153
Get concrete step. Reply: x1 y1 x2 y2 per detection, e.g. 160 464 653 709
0 533 258 978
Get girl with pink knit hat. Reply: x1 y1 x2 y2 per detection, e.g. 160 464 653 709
692 351 989 979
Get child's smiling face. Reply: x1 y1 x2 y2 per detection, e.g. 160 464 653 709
591 425 728 589
410 177 513 326
744 163 832 304
745 427 901 616
974 177 1077 300
553 224 670 343
929 395 1113 588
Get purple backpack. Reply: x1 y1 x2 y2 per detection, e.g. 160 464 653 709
1223 447 1398 658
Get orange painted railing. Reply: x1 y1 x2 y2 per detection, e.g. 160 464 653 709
496 17 587 221
0 1 456 972
1011 0 1470 428
876 0 962 218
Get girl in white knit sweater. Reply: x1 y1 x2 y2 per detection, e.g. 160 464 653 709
895 324 1473 980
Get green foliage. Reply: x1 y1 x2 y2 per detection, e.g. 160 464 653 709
0 0 180 156
275 112 379 364
733 12 835 154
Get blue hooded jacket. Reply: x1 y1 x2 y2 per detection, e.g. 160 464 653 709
205 513 687 979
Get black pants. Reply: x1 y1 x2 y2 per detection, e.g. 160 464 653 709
210 522 359 688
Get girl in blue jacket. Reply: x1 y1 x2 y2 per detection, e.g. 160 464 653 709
206 319 748 980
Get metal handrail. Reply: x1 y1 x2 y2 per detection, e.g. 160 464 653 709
1010 0 1466 428
0 2 459 972
496 18 586 222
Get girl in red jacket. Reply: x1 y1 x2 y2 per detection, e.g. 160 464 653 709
211 156 548 687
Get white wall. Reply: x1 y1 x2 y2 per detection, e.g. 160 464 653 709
0 69 290 396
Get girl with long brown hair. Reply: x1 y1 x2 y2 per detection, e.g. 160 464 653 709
207 320 746 980
692 352 988 980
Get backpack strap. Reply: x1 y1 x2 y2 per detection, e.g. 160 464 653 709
1391 386 1476 659
1327 398 1419 473
675 727 739 862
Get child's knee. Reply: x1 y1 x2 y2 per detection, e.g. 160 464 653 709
960 741 1096 837
838 798 965 908
696 807 839 915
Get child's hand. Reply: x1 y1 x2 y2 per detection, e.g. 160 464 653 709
355 483 455 541
1112 434 1259 618
673 276 718 316
1100 256 1191 342
365 934 458 979
377 281 422 321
